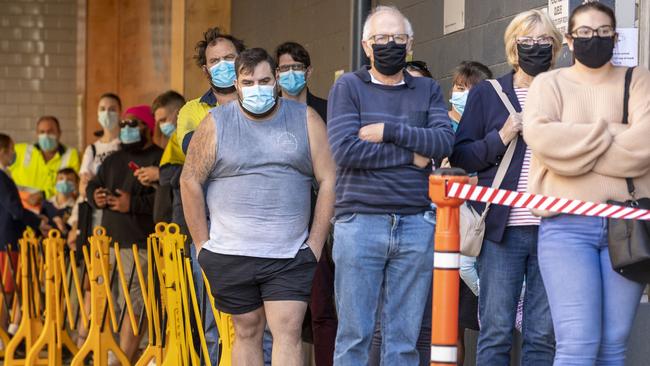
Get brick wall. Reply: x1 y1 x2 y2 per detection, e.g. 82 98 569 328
0 0 80 150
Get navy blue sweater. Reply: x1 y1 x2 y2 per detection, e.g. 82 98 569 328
327 67 454 215
449 71 530 243
1 170 41 249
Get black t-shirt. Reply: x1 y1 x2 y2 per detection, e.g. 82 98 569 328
306 91 328 226
307 91 328 124
87 145 163 248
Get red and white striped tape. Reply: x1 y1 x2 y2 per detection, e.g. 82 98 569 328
446 182 650 221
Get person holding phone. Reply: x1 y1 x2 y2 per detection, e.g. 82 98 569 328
86 105 162 364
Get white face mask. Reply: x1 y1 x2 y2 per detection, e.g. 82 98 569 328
98 110 119 130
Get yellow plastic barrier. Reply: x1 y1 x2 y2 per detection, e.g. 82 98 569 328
71 227 130 366
202 271 235 366
25 230 79 365
0 244 17 359
4 228 45 366
134 236 163 366
1 223 235 366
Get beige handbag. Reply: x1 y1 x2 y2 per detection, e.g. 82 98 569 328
459 80 519 257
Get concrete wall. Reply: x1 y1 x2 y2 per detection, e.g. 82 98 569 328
0 0 81 149
378 0 547 96
231 0 351 99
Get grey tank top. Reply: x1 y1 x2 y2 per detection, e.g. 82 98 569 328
203 100 313 258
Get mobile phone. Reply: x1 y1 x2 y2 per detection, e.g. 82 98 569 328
128 161 140 172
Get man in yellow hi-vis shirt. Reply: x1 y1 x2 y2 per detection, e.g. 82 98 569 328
9 116 80 203
176 28 245 155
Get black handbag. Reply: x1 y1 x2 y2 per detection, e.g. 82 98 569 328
607 67 650 284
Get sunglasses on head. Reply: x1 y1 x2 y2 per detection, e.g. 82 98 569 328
119 119 140 128
406 61 430 72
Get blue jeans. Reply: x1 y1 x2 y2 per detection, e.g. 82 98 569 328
538 215 644 366
368 282 432 366
190 244 220 365
333 212 435 366
477 226 555 366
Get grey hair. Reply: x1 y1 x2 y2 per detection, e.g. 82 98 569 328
362 5 414 41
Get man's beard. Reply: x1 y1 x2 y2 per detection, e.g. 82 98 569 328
121 138 146 152
211 83 236 95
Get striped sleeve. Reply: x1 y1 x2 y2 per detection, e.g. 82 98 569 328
508 88 540 226
327 76 414 170
383 81 454 161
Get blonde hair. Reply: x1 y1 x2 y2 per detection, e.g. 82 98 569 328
504 9 563 70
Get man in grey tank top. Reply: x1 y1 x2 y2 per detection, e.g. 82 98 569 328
181 48 335 366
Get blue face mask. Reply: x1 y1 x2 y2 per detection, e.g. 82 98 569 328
9 153 16 166
240 84 277 115
120 126 142 144
159 122 176 137
278 70 307 96
55 180 75 195
449 91 469 116
38 134 58 152
209 61 236 88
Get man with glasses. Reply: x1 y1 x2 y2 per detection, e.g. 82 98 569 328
86 105 162 364
276 42 328 122
327 5 454 365
275 41 335 366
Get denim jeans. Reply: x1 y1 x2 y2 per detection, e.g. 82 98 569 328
538 215 644 366
332 212 435 366
477 226 555 366
368 282 432 366
190 244 220 365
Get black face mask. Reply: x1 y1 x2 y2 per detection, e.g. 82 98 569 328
572 36 615 69
372 41 407 76
517 44 553 77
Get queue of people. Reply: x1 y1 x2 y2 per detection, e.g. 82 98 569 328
1 2 649 366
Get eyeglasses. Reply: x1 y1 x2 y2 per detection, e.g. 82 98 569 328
119 119 139 128
516 36 554 49
368 34 410 45
569 25 615 39
406 60 429 72
277 63 306 73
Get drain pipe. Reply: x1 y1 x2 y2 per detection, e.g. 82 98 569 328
350 0 371 71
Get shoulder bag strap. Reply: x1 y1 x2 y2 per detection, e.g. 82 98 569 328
478 80 521 219
623 67 636 198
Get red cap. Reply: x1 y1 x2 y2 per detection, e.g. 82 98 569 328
124 105 155 136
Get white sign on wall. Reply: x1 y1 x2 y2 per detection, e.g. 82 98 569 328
444 0 465 35
612 28 639 66
548 0 570 37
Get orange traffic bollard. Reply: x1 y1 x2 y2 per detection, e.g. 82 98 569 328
429 168 468 366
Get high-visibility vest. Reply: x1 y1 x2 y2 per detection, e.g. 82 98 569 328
159 131 185 167
176 91 217 159
9 143 80 199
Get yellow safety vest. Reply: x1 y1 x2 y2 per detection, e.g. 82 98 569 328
175 89 218 160
9 142 80 199
159 131 185 167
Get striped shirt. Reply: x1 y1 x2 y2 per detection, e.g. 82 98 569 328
327 67 455 216
507 88 540 226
